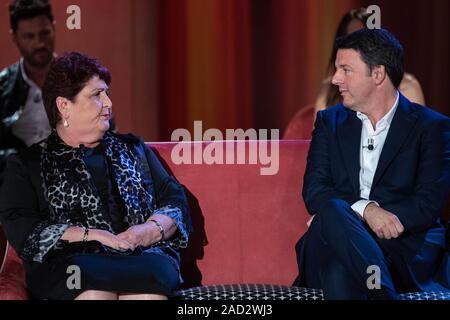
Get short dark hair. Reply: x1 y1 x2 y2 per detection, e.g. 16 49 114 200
43 52 112 128
9 0 54 32
326 8 370 75
334 28 404 88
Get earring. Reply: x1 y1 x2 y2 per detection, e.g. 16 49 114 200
63 118 69 128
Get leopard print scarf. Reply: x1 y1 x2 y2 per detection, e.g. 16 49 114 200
40 130 155 231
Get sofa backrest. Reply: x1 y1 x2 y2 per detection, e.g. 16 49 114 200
148 140 310 288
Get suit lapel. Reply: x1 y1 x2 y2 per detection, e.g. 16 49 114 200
337 108 362 196
370 94 418 192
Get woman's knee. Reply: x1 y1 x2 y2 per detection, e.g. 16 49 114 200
75 290 118 300
118 293 168 300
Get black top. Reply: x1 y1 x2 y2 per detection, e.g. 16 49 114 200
82 144 127 233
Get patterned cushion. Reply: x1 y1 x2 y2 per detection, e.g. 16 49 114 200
175 283 450 300
399 291 450 300
175 284 323 300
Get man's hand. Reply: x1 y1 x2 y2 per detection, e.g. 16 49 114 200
364 203 404 239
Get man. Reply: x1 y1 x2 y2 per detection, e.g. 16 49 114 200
294 28 449 299
0 0 55 179
0 0 116 183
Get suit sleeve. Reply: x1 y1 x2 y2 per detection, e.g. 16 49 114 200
383 117 450 232
302 111 357 215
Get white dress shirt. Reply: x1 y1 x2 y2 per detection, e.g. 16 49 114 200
351 91 399 218
11 58 51 147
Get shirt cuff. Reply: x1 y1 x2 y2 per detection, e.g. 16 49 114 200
351 200 379 219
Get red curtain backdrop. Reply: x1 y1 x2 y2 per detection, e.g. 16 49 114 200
0 0 448 141
0 0 160 139
157 0 359 140
360 0 450 124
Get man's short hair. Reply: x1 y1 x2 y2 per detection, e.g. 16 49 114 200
9 0 54 32
334 28 404 88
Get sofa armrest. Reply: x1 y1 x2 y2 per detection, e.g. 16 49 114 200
0 242 30 300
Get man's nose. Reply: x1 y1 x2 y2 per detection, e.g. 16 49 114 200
36 35 46 48
331 71 342 85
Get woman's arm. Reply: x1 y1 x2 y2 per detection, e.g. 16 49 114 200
0 153 70 262
61 227 136 251
117 141 192 248
117 213 177 247
145 144 192 245
399 73 425 105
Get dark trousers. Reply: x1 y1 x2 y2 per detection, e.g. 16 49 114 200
298 199 404 300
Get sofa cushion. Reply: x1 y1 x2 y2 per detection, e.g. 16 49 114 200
175 284 323 300
175 284 450 300
399 291 450 300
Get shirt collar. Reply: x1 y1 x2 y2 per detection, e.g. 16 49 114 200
356 90 399 128
19 57 39 89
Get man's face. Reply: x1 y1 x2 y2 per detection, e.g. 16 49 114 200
331 49 375 112
12 15 55 68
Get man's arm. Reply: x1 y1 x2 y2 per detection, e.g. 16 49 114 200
381 116 450 233
302 110 356 215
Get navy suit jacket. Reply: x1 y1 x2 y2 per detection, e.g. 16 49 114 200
302 94 450 263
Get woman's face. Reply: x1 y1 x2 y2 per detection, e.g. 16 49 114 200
64 75 112 141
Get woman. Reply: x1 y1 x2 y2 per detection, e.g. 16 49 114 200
0 52 192 300
314 8 425 114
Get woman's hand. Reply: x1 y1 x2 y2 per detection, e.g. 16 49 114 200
89 229 136 251
117 223 160 247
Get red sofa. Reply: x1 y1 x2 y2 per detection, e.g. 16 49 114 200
0 140 311 299
1 140 449 300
